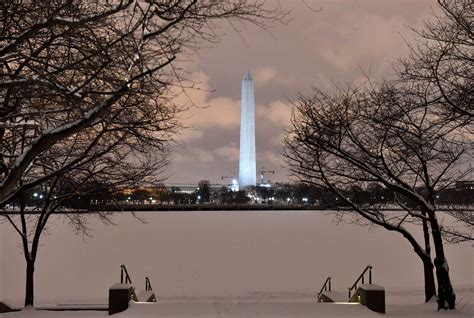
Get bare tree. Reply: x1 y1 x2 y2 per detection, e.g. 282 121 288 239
0 0 286 206
398 0 473 119
441 209 474 243
397 0 474 244
1 108 170 306
0 0 286 307
285 0 472 309
285 81 468 309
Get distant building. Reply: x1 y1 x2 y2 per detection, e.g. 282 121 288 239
455 180 474 191
164 183 224 194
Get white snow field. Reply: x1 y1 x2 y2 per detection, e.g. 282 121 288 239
122 297 474 318
1 211 473 317
2 292 474 318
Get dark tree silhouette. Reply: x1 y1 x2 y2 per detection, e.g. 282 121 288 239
0 0 286 307
235 190 251 204
398 0 473 119
285 0 472 309
197 180 211 203
285 82 467 308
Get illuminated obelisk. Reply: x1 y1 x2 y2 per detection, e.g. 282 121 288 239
239 70 257 188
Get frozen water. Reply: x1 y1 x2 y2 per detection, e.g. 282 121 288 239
1 211 472 314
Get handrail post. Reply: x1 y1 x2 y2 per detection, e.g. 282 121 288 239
120 264 132 285
317 277 332 301
348 265 373 300
145 277 153 291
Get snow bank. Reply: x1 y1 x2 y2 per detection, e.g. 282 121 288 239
109 283 133 290
358 283 384 291
3 300 473 318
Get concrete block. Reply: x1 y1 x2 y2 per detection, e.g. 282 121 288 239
349 284 385 313
109 283 137 315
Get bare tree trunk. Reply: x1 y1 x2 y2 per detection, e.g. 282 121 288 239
430 217 456 309
25 260 35 307
422 255 436 302
18 194 35 307
421 214 436 302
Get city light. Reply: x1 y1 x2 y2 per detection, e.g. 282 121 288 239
231 179 239 192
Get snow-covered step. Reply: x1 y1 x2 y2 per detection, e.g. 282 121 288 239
137 290 156 303
348 284 385 313
319 291 347 303
0 302 13 313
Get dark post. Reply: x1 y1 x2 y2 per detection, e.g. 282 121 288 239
352 285 385 313
109 284 136 315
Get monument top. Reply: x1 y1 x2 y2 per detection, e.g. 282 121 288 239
243 70 252 81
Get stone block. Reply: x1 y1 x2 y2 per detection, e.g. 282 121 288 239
349 284 385 313
109 283 137 315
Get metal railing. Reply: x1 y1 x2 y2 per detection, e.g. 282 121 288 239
145 277 153 291
317 277 331 301
120 264 133 284
348 265 372 299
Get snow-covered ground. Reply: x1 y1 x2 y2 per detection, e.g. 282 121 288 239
1 211 473 317
3 293 474 318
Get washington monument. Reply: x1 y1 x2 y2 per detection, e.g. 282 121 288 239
239 70 257 187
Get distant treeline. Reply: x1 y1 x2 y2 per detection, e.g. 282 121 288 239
8 180 473 211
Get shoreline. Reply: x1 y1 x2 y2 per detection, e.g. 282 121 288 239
3 204 473 214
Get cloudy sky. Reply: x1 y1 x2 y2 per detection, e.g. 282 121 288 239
167 0 435 185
